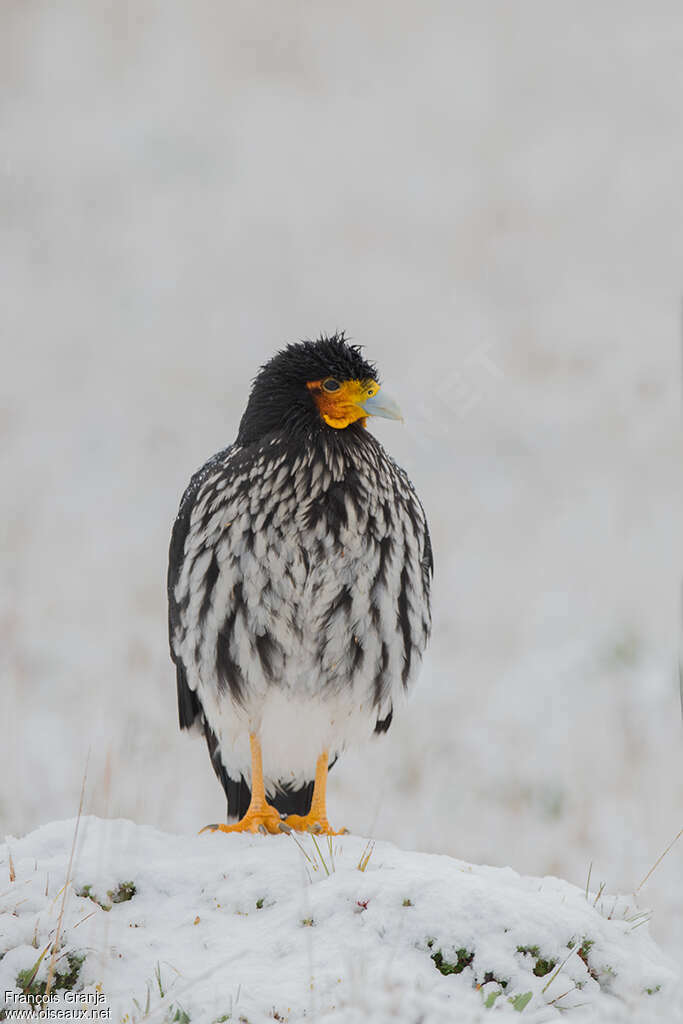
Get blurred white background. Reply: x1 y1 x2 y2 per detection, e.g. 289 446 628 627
1 0 681 964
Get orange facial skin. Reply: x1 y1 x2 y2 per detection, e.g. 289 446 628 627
307 378 380 429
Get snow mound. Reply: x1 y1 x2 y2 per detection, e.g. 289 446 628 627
1 818 679 1023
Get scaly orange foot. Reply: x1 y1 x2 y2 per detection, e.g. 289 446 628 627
200 804 285 835
284 751 347 835
200 733 286 836
284 812 347 836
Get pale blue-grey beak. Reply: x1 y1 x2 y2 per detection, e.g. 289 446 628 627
360 389 403 421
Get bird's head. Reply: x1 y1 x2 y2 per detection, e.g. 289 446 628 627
236 333 402 445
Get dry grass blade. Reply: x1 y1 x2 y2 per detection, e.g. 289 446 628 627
623 906 653 933
357 839 375 872
45 749 89 998
310 833 331 876
636 827 683 893
629 914 653 932
289 831 315 866
20 940 52 995
546 984 577 1006
9 849 16 883
73 909 98 929
541 944 579 995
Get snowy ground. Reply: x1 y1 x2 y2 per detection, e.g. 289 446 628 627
1 818 680 1023
1 1 682 1018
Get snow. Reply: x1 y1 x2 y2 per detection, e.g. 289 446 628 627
1 818 680 1023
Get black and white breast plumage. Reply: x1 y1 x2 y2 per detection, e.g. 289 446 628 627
168 335 432 819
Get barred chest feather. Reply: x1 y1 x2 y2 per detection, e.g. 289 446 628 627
170 428 432 790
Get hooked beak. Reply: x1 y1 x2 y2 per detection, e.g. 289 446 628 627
360 389 403 421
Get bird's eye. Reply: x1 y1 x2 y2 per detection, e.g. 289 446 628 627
367 388 375 396
322 378 341 392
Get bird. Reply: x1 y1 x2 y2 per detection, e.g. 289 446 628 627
167 333 432 835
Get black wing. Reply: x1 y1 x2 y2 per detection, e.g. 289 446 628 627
167 446 233 730
167 442 330 820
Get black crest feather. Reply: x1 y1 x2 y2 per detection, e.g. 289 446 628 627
237 332 378 446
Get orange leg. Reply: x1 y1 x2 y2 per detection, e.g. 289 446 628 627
284 752 347 835
200 734 284 835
